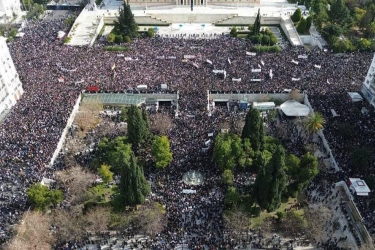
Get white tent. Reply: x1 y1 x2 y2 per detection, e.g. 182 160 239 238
57 31 65 39
349 178 371 196
280 100 310 117
348 92 363 102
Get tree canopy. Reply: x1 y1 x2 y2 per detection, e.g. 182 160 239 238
241 107 265 151
253 145 287 212
152 135 173 169
118 152 151 207
305 112 325 135
127 106 150 151
213 133 245 171
97 164 114 183
113 3 138 38
27 183 63 211
97 136 132 173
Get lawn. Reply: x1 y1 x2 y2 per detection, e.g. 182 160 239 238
250 196 305 228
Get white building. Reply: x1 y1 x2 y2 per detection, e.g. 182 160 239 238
361 53 375 107
0 36 23 116
0 0 22 20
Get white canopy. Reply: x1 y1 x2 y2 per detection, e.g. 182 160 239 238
57 31 65 39
349 178 371 196
280 100 310 117
348 92 363 102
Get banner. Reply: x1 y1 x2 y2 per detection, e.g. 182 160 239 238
251 79 261 82
206 59 213 65
232 78 241 82
182 189 196 194
157 55 165 59
298 55 308 59
291 60 299 65
167 56 176 60
111 63 116 70
314 64 321 69
208 133 214 137
260 59 265 66
228 58 231 65
252 68 261 73
269 69 273 80
117 54 124 57
246 51 256 56
292 77 300 81
258 64 262 68
184 55 195 59
125 57 132 61
192 63 199 69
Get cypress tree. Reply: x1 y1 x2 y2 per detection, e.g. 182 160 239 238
113 3 138 38
127 105 148 150
241 107 265 151
254 145 287 212
119 152 150 207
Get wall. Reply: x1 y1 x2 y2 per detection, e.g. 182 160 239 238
304 93 339 172
90 16 104 47
49 93 82 167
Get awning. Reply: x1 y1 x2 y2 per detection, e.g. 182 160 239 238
280 100 310 117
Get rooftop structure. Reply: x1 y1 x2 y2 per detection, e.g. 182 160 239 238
361 53 375 107
0 36 23 117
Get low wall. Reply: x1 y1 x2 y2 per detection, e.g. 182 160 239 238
49 93 82 167
90 17 104 47
304 94 339 172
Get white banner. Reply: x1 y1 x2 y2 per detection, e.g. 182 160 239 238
157 55 165 59
117 54 124 57
182 189 196 194
269 69 273 80
167 56 176 60
314 64 321 69
192 63 199 69
251 79 262 82
184 55 196 59
260 59 265 66
228 58 231 65
246 51 256 56
298 55 308 59
252 68 261 73
208 133 214 137
206 59 213 65
125 57 132 61
291 60 299 65
232 78 241 82
292 77 300 81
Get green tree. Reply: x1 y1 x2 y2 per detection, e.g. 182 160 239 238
297 17 307 33
224 186 240 208
118 152 151 207
146 28 155 38
127 105 149 150
113 3 138 38
213 133 245 171
298 153 319 185
357 38 371 51
305 16 312 32
305 112 325 135
354 7 366 26
230 27 238 37
27 183 63 211
241 107 265 152
330 0 353 30
291 8 302 22
364 22 375 39
261 34 270 45
253 145 287 212
322 23 342 41
152 136 173 169
313 3 329 29
269 33 278 45
97 136 132 173
222 169 234 186
252 8 261 35
98 164 114 183
350 147 372 172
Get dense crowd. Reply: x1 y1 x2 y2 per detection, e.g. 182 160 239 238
0 13 374 248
